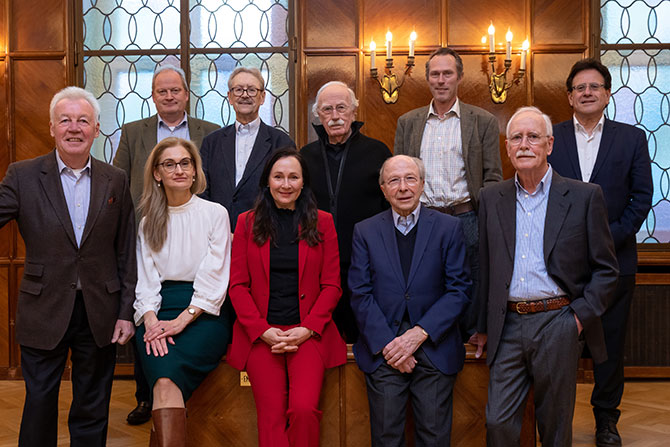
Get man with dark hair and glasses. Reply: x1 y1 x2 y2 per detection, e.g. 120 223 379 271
200 67 294 230
549 58 652 447
113 64 219 426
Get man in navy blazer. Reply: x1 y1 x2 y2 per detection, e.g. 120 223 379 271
200 67 294 230
349 155 470 446
549 58 652 446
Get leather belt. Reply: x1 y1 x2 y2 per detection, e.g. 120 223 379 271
427 201 474 216
507 297 570 314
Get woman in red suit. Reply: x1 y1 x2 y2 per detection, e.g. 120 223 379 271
227 148 347 447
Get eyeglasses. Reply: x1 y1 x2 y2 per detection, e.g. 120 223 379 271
230 86 263 97
156 158 193 173
384 175 419 189
154 88 185 97
508 134 548 146
571 83 606 93
318 104 351 115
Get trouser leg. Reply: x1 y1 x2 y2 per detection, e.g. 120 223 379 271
365 360 412 447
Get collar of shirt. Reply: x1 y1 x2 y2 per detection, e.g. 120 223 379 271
236 116 261 134
158 112 188 131
427 98 460 120
55 150 91 178
573 113 604 139
514 165 553 198
392 205 421 235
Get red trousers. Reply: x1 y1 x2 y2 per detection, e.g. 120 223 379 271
246 336 326 447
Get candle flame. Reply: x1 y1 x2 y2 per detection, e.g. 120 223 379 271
386 31 393 42
410 31 417 42
506 28 513 42
488 23 495 34
370 39 376 51
522 39 530 50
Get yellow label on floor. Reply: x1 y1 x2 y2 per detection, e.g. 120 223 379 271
240 371 251 386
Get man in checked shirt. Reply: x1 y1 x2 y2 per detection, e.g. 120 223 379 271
394 47 502 337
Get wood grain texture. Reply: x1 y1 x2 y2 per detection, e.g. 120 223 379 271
0 265 8 368
533 0 586 45
10 0 66 52
448 0 526 47
304 0 357 49
531 52 582 126
362 0 440 54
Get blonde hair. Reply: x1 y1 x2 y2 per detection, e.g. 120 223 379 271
139 137 206 252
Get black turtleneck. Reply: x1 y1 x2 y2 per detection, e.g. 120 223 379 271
267 206 300 325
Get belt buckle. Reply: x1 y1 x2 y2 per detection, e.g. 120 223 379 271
516 301 528 315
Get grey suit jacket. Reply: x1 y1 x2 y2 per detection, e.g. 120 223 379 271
113 114 220 209
477 172 619 365
0 151 137 350
394 102 502 210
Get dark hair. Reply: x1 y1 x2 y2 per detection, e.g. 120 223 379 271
566 58 612 92
251 148 322 247
425 47 464 80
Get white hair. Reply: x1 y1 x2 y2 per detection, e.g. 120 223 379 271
506 106 553 138
49 87 100 124
379 155 426 185
153 65 188 91
311 81 359 117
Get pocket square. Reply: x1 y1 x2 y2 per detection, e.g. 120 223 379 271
107 196 117 205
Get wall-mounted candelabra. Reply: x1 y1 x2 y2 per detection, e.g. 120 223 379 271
369 31 416 104
484 23 529 104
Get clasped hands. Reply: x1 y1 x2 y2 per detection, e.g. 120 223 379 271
143 311 191 357
261 327 313 354
382 326 428 374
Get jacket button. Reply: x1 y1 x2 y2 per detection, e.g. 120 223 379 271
70 283 77 289
300 294 305 300
404 293 410 300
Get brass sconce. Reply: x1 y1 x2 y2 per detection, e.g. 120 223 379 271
369 31 416 104
484 23 529 104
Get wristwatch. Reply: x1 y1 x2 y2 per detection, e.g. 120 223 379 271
187 307 198 320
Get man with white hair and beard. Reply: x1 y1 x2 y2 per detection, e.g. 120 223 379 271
301 81 391 342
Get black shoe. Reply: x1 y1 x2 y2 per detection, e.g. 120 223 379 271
127 401 152 425
595 419 622 447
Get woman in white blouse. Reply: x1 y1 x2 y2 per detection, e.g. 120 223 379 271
134 137 231 446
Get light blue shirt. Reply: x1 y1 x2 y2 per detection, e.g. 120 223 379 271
235 117 261 185
509 166 566 301
392 205 421 235
157 113 189 142
56 151 91 248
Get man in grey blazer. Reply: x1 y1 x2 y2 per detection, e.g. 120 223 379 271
394 47 502 336
475 106 618 446
112 65 219 424
113 65 220 215
0 87 136 446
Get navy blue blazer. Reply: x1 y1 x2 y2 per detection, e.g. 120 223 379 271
549 119 652 275
348 206 471 375
200 120 294 230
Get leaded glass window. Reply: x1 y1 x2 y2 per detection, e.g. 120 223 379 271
601 0 670 243
80 0 291 163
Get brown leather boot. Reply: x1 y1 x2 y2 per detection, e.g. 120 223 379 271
151 407 187 447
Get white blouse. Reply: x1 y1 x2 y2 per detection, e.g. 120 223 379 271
134 195 232 325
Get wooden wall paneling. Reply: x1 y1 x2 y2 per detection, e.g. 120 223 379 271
532 0 587 45
361 0 441 53
447 0 526 48
301 55 357 147
0 263 8 368
303 0 357 49
531 52 583 126
10 0 66 52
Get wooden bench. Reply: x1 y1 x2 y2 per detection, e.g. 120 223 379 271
186 344 535 446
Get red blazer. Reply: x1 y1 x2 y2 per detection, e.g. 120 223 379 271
227 209 347 370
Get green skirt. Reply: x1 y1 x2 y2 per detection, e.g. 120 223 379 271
136 281 230 401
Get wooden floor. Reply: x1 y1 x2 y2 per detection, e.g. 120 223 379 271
0 379 667 446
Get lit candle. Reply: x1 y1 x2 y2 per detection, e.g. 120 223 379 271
370 39 376 69
488 23 495 53
386 31 393 59
521 39 530 70
409 31 417 57
506 28 513 60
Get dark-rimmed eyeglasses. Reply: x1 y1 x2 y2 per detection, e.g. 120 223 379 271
570 83 606 93
156 158 193 173
230 86 263 97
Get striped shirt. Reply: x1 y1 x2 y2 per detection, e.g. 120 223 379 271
419 99 470 207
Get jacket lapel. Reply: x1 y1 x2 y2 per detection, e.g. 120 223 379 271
559 121 584 180
141 115 159 161
544 174 571 263
589 119 616 182
460 103 474 162
80 158 111 247
379 210 406 288
237 122 271 192
410 109 428 158
406 205 434 288
38 151 77 248
495 181 517 262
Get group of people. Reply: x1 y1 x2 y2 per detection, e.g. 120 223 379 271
0 46 651 447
